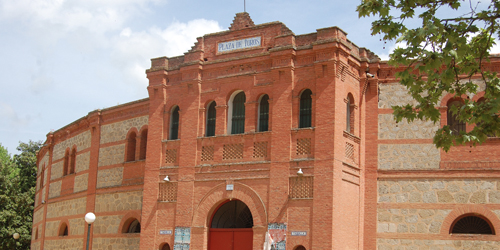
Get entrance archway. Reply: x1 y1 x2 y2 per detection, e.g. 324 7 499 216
209 200 254 250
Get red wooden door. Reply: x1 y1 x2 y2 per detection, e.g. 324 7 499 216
209 228 253 250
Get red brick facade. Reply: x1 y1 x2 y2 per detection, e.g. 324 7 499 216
32 13 500 250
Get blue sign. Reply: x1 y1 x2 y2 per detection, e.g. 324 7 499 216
218 37 261 53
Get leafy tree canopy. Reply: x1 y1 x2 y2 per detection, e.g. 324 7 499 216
357 0 500 151
0 141 42 249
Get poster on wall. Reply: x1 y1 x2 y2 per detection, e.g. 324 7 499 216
267 223 287 250
173 227 190 250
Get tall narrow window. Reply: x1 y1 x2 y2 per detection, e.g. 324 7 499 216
69 147 76 174
299 89 312 128
63 149 69 176
231 92 246 134
346 94 355 133
206 101 216 137
447 100 465 135
170 106 180 140
127 132 137 162
40 167 45 188
139 129 148 160
258 95 269 132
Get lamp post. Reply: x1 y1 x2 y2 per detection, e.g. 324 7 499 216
84 212 96 250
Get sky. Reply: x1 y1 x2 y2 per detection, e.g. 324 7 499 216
0 0 497 155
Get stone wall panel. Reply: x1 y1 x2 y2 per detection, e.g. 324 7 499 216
93 215 123 234
38 151 49 175
33 207 44 225
98 144 125 167
48 181 62 198
377 238 500 249
95 191 143 213
50 161 63 180
74 173 89 193
378 144 440 170
44 221 60 237
44 239 83 250
53 131 91 161
92 237 140 250
378 114 439 140
46 197 87 219
96 167 123 189
75 151 90 173
69 218 85 235
378 179 500 204
100 116 148 144
377 209 451 234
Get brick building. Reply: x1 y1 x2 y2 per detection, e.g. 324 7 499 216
31 13 500 250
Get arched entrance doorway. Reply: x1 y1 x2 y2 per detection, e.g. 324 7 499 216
209 200 253 250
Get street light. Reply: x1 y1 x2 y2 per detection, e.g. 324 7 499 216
13 233 20 240
85 212 96 250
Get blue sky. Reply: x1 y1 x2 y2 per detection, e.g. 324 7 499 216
0 0 497 154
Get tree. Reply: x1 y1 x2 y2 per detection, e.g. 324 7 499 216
0 141 42 250
357 0 500 151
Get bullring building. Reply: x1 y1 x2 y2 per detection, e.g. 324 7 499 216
32 13 500 250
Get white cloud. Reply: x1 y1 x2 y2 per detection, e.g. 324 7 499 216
0 102 29 127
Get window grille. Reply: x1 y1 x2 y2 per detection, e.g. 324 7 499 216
223 143 244 160
165 149 177 164
296 138 311 156
231 92 246 134
159 182 177 202
258 95 269 132
206 102 216 137
447 101 465 136
299 90 312 128
253 141 268 158
345 142 354 160
451 215 493 234
201 146 214 161
289 176 313 199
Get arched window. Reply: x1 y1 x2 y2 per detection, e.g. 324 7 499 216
346 94 355 134
294 246 306 250
160 243 171 250
258 95 269 132
126 132 137 162
206 101 216 137
211 200 253 228
40 166 45 188
230 92 246 134
170 106 180 140
63 149 69 176
299 89 312 128
69 147 76 174
59 223 68 236
125 219 141 233
447 100 465 135
139 129 148 160
451 215 494 234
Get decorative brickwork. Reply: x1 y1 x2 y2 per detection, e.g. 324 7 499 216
296 138 311 156
92 238 141 250
253 141 268 158
100 115 148 144
95 191 143 212
378 114 439 139
48 181 61 198
46 197 86 219
378 144 440 170
165 149 177 164
201 146 214 161
75 151 90 173
223 143 244 160
96 167 123 188
345 142 354 160
289 176 314 199
378 179 500 204
93 215 123 234
74 173 89 193
98 144 125 167
377 209 451 234
159 182 178 202
53 130 91 161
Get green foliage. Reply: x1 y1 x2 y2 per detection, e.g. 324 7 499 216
0 141 42 249
358 0 500 151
